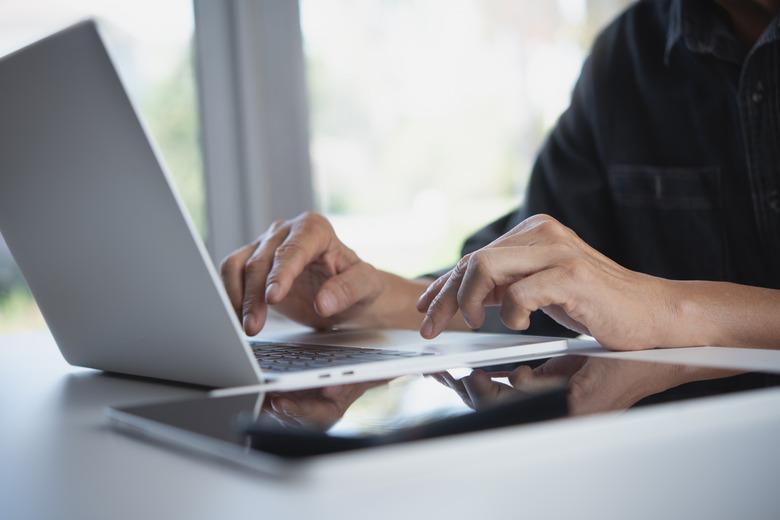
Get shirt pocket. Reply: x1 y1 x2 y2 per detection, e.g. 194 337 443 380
606 164 726 280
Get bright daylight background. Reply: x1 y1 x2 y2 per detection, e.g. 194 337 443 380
0 0 630 332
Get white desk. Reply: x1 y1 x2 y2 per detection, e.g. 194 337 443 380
3 329 780 520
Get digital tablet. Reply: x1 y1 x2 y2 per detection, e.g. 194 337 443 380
108 354 780 474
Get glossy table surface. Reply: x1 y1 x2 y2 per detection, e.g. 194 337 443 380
3 327 780 520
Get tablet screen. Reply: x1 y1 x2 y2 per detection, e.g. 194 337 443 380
110 355 780 463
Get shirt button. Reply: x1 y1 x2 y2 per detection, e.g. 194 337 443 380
752 81 764 104
768 190 780 214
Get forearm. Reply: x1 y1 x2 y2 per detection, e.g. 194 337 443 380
668 280 780 349
351 271 471 331
638 363 745 399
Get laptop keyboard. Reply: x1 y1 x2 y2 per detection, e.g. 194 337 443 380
250 340 435 373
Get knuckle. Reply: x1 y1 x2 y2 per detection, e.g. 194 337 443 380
551 241 574 256
468 250 491 277
342 244 358 258
537 218 565 237
533 213 557 225
219 255 239 276
506 283 528 306
299 211 328 228
260 219 289 239
243 256 265 276
429 274 449 296
265 273 281 286
267 219 287 234
241 291 260 311
268 227 290 244
274 242 302 261
432 279 451 301
561 258 587 281
363 261 377 277
265 262 283 283
427 293 441 313
529 215 577 243
522 213 553 228
513 213 558 235
500 306 529 330
455 253 471 274
428 292 446 315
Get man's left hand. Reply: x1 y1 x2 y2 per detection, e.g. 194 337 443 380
416 214 680 351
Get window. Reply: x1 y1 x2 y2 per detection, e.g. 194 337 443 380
0 0 203 331
0 0 633 332
301 0 631 277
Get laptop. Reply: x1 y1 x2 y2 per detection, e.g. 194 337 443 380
0 20 568 388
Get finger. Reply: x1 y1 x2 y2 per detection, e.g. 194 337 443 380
457 246 569 329
533 355 587 379
264 217 335 305
499 267 569 331
462 370 514 408
436 371 474 408
420 266 467 339
219 241 258 316
430 372 452 388
481 370 514 377
270 396 304 418
508 365 535 388
416 272 451 313
241 229 291 335
314 262 381 317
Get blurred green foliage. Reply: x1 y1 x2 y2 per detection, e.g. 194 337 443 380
0 285 44 332
140 47 207 239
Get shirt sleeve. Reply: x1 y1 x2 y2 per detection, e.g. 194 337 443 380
455 52 615 337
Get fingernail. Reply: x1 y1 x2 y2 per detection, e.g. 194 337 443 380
421 315 434 338
243 314 257 335
265 283 279 303
462 314 474 329
280 401 301 417
317 290 337 316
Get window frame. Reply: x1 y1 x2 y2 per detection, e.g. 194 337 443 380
193 0 314 263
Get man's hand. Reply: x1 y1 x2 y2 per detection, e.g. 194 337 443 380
220 212 384 335
416 214 680 350
435 358 738 416
266 381 386 430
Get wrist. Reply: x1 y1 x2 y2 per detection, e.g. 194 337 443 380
661 279 717 348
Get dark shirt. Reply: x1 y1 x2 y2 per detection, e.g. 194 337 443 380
461 0 780 336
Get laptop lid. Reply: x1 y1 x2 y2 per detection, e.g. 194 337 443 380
0 21 262 387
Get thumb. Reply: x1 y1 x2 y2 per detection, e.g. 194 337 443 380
314 262 380 317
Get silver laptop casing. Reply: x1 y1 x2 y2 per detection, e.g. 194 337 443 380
0 21 262 387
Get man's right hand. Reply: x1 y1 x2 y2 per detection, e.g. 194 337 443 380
220 212 385 335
